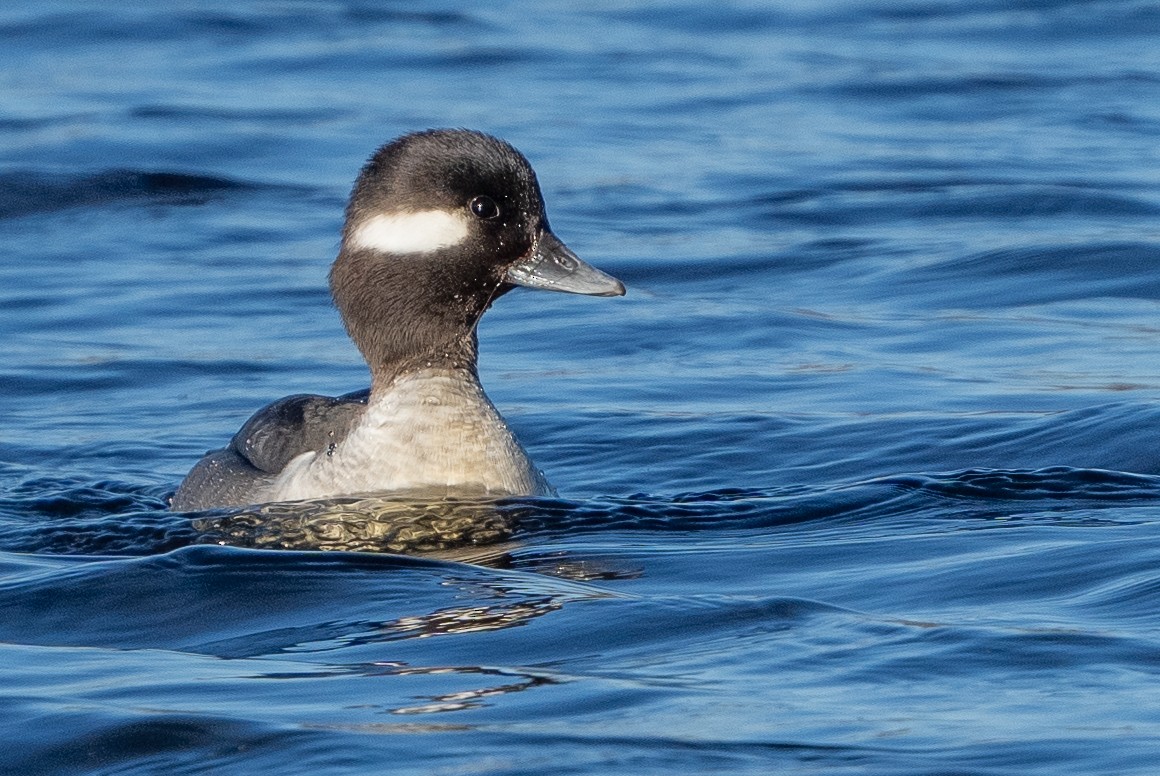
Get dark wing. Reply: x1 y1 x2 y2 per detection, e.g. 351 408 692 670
170 390 369 511
231 390 369 474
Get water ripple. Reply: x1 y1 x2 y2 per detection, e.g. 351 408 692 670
0 169 259 219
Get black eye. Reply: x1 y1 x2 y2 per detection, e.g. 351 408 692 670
469 195 501 220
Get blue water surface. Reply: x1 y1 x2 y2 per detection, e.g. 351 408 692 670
3 2 1160 773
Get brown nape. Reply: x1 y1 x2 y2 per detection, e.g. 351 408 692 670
328 245 507 390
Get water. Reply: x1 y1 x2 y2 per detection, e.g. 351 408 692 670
3 1 1160 773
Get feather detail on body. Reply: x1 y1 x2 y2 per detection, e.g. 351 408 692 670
265 369 553 502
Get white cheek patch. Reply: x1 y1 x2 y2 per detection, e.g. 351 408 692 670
348 210 470 255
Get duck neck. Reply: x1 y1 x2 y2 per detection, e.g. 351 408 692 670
330 247 504 396
366 331 482 398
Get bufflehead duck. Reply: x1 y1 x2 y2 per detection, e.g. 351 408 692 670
171 129 624 511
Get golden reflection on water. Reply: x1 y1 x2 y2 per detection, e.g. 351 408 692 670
192 493 519 556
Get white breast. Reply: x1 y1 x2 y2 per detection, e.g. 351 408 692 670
263 369 552 503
